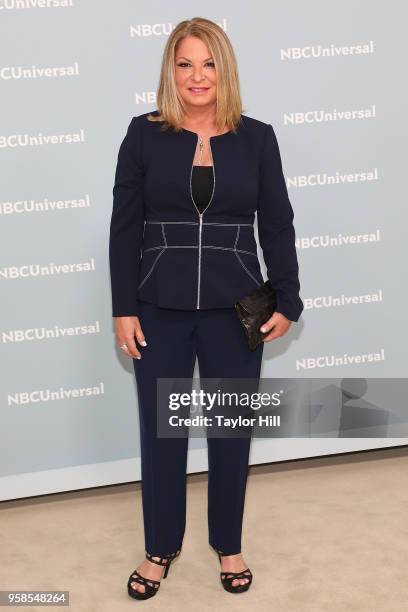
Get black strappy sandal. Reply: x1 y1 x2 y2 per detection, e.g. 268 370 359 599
216 550 253 593
127 548 181 600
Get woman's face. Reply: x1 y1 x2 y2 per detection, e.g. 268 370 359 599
174 35 217 111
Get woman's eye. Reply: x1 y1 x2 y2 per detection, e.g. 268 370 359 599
177 62 215 68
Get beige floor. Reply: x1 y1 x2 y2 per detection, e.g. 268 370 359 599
1 447 407 612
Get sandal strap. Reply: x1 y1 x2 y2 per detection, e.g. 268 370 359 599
145 548 181 565
129 569 161 586
221 568 252 578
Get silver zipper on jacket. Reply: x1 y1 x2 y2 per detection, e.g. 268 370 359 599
189 134 215 309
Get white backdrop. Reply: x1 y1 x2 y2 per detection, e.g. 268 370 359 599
1 1 407 501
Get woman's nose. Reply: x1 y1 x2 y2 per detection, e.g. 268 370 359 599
191 69 205 81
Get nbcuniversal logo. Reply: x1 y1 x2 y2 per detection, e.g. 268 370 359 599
0 194 91 216
283 104 376 125
2 321 101 344
296 348 385 370
129 18 227 37
0 129 85 148
0 0 73 10
295 230 381 249
281 40 374 60
0 257 96 279
7 382 105 406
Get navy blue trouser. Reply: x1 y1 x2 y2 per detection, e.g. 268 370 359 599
132 299 264 557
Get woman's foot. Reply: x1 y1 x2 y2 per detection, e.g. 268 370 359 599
219 553 252 588
128 557 167 595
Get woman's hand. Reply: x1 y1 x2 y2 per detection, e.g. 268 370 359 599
260 311 292 342
114 316 147 359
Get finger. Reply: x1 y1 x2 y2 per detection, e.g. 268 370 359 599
260 319 277 334
134 326 147 348
118 335 141 359
263 328 282 342
123 334 141 359
121 344 140 359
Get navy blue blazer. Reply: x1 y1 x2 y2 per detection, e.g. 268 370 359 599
109 110 304 322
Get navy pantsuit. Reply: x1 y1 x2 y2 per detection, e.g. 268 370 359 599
133 299 264 557
109 109 303 558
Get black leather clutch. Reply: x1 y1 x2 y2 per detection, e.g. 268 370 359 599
234 280 277 351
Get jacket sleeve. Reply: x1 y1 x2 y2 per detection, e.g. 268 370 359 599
109 116 145 317
256 123 304 322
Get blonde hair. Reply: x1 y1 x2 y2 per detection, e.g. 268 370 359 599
146 17 245 134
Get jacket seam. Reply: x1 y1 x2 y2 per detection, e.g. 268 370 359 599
234 251 261 286
138 248 166 289
233 226 262 287
141 245 258 257
138 223 168 289
203 246 257 257
145 221 253 227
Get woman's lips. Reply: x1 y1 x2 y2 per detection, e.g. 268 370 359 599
188 87 209 93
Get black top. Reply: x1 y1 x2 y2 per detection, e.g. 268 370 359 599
191 165 214 214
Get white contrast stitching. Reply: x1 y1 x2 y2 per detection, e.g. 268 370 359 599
146 221 199 225
145 221 253 227
202 222 253 227
202 246 258 257
161 222 167 246
142 245 257 256
234 225 240 249
142 245 197 253
233 225 261 287
234 251 261 286
138 248 166 289
138 224 260 289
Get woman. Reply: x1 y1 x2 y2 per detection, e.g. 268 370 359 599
109 17 303 600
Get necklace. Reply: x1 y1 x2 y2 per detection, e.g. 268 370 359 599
198 136 204 165
196 135 212 166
